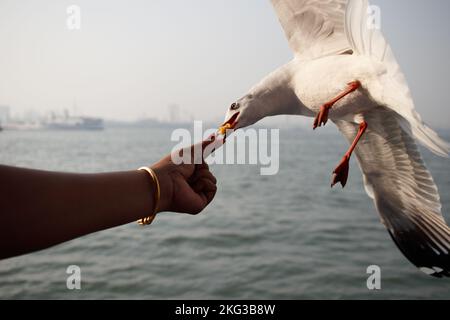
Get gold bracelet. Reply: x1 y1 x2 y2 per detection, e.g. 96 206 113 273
137 167 160 226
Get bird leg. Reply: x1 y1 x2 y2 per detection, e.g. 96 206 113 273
331 121 368 188
313 81 361 130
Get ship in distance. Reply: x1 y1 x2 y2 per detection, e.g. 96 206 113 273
45 110 104 131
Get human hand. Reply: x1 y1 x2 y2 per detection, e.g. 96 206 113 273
150 143 217 215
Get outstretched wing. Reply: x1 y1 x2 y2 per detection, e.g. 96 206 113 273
334 107 450 278
345 0 450 157
270 0 351 59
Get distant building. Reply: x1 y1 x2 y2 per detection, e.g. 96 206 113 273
0 105 10 124
168 104 180 123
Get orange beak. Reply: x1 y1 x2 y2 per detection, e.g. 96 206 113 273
219 112 240 135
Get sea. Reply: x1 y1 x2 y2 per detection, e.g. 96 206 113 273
0 125 449 299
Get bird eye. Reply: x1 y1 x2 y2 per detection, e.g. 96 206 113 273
230 103 240 111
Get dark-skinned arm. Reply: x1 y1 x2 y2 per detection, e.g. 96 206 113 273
0 144 217 259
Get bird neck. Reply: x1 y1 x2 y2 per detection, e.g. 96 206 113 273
249 62 302 117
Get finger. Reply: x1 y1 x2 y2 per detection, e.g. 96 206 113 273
192 179 205 193
174 163 196 180
183 178 217 214
203 134 226 159
192 177 217 195
192 167 217 185
189 137 218 164
201 180 217 205
177 143 204 167
202 134 216 151
176 178 208 215
198 178 217 193
196 161 209 171
189 163 211 182
204 189 217 205
175 143 208 179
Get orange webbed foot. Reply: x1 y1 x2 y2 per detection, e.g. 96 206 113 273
313 104 332 130
331 156 350 188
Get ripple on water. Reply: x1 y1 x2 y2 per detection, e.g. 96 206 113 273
1 129 450 299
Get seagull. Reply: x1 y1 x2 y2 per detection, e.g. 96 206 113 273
220 0 450 277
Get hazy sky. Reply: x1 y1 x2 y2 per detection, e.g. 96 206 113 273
1 0 450 126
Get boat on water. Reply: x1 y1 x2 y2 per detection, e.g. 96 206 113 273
0 108 104 131
45 116 104 131
0 117 103 131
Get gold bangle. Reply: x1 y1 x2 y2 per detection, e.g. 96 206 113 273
137 167 160 226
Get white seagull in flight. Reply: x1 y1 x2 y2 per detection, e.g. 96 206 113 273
220 0 450 277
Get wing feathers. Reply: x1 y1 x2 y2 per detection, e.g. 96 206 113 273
345 0 450 157
334 107 450 277
271 0 350 58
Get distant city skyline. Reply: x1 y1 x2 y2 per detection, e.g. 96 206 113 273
1 0 450 127
0 104 192 124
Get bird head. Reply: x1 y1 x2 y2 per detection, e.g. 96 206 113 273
221 94 262 132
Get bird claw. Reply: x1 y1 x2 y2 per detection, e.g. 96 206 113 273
331 156 350 188
313 105 330 130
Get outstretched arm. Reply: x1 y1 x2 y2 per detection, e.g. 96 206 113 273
0 145 217 259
